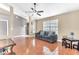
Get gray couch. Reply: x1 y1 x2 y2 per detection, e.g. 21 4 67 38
35 31 57 43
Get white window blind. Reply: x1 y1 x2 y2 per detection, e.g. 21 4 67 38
43 19 58 34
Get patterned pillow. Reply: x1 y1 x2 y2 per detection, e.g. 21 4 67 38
48 32 52 36
44 31 49 36
40 31 44 36
48 32 56 36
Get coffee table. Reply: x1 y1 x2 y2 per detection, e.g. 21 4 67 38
0 39 16 55
62 38 79 49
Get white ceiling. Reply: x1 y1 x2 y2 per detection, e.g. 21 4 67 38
4 3 79 20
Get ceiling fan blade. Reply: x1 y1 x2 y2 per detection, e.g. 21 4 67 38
37 13 41 16
37 11 44 13
31 8 37 13
31 8 34 10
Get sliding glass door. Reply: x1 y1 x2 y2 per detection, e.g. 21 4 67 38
0 20 8 37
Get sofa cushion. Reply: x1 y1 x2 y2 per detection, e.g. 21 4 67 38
40 31 45 36
48 32 56 36
43 36 50 39
48 32 53 37
44 31 49 36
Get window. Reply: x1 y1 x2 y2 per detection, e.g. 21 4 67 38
43 19 58 34
0 20 8 36
0 15 8 37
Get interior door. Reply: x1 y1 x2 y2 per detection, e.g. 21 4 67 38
26 23 29 35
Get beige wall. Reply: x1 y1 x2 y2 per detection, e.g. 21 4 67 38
58 10 79 39
36 20 43 32
36 10 79 40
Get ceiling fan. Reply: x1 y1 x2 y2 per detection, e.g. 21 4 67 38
31 3 44 16
25 3 44 16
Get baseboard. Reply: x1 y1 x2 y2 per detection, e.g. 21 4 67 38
12 35 35 38
13 35 28 37
57 40 62 42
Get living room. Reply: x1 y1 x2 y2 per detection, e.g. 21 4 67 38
1 3 79 55
35 7 79 55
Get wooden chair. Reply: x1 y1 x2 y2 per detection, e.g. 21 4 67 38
62 38 66 46
65 39 71 48
72 41 79 50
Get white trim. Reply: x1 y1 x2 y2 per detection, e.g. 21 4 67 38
0 20 8 21
7 20 8 36
57 39 62 42
0 4 10 11
12 35 34 38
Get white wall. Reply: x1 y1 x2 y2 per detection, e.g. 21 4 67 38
0 11 27 38
12 15 26 36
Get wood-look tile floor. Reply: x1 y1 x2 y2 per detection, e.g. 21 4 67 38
12 37 79 55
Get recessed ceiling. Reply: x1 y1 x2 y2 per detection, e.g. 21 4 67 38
4 3 79 20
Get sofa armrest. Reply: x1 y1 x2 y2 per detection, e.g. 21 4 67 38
35 32 40 38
